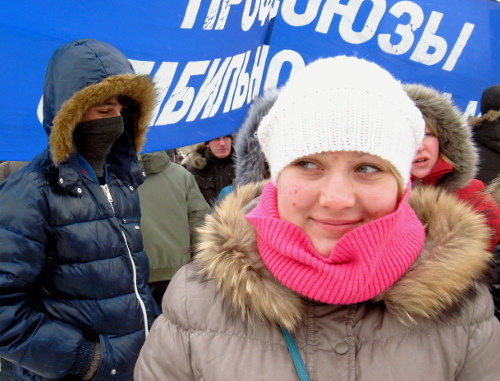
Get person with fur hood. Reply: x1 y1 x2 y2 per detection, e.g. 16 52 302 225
405 84 500 253
469 85 500 186
181 135 235 208
134 56 499 380
0 39 159 380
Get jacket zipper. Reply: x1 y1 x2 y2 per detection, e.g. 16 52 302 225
101 184 149 338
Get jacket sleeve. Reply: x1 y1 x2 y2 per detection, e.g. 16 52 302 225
134 265 195 380
456 284 500 380
186 172 210 247
0 176 93 379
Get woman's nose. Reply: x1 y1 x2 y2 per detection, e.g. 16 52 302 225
416 140 426 152
318 174 356 210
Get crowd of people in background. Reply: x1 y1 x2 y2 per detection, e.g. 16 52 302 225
0 38 499 380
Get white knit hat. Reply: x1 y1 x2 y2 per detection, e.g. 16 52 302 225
258 56 425 186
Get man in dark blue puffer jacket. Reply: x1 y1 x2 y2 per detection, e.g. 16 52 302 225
0 39 159 380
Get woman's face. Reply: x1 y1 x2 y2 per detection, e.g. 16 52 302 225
276 151 400 257
411 126 440 179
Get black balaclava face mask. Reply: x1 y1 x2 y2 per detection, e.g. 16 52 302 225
74 115 125 179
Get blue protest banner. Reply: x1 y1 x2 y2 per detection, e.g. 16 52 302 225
0 0 498 160
264 0 499 115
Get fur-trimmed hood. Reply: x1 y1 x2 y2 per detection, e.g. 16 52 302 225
486 175 500 205
181 143 210 170
404 84 478 190
233 89 279 185
44 39 156 166
469 110 500 154
182 140 235 171
194 182 492 331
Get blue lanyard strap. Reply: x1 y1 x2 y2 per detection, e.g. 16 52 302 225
280 326 311 381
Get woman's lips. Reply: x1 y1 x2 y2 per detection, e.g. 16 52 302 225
312 218 362 235
413 157 428 166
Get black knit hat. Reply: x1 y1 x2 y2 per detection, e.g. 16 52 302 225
480 85 500 115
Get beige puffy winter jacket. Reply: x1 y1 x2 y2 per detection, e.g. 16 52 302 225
135 183 500 381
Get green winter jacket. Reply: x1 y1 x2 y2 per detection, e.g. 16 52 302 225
138 151 210 282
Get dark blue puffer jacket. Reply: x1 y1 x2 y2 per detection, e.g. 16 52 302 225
0 39 159 380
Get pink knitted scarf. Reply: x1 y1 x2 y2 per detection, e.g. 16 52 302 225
246 182 425 305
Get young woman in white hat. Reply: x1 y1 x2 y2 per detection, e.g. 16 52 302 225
135 56 499 381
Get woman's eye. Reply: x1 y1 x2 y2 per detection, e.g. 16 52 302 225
297 161 318 170
357 164 380 173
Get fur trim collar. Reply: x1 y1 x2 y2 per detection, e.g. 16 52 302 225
182 143 208 170
469 110 500 153
49 74 156 166
486 176 500 205
469 109 500 128
404 84 478 190
182 141 235 170
195 182 492 330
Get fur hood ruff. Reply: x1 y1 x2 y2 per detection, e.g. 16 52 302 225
469 109 500 128
49 74 155 166
195 182 492 331
486 175 500 205
469 109 500 154
182 143 209 170
182 141 235 171
44 39 156 166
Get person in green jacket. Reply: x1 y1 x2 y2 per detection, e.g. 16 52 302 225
138 150 211 308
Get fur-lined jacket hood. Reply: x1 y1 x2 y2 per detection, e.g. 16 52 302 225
469 110 500 154
194 182 492 331
182 140 235 171
404 84 478 190
469 110 500 185
486 175 500 205
44 39 156 188
181 143 210 171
